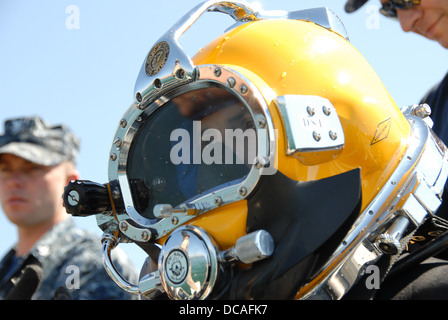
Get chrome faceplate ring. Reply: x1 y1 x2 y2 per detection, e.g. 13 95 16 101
108 64 276 242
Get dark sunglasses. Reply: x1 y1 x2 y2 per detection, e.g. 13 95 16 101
380 0 420 18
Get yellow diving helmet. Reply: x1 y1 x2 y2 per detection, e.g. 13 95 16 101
63 1 448 300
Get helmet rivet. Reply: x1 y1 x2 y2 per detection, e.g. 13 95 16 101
120 119 127 128
171 216 179 225
136 92 143 102
214 196 223 206
313 131 321 142
214 67 222 77
329 130 338 140
114 138 122 148
257 118 266 128
239 186 247 196
307 106 315 116
120 221 128 232
240 84 248 95
323 105 332 116
227 77 236 88
110 153 117 161
141 231 149 241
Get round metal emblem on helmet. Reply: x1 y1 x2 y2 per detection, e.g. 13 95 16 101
158 226 219 300
165 249 188 284
145 41 170 76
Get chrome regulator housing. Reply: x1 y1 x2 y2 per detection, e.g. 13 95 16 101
143 225 274 300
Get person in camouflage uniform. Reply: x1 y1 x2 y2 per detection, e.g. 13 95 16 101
0 116 138 300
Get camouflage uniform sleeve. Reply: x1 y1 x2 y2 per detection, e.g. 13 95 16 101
56 242 139 300
31 219 140 300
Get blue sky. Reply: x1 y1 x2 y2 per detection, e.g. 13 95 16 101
1 0 447 274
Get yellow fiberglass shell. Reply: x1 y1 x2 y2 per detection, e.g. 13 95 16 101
157 18 411 249
192 18 411 213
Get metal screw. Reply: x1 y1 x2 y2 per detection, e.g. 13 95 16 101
240 84 248 95
214 67 222 77
136 92 142 102
323 105 332 116
171 216 179 225
307 106 315 116
329 130 338 140
227 77 236 88
239 186 247 196
257 118 266 128
120 119 127 128
110 153 117 161
215 196 223 206
141 231 149 241
120 221 128 232
114 138 122 148
137 103 147 110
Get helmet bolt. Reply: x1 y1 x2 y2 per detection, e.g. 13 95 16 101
214 67 222 77
329 130 338 140
120 221 128 232
307 106 315 116
214 196 223 206
239 187 247 196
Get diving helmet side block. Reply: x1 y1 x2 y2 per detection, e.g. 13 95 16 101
107 226 274 300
